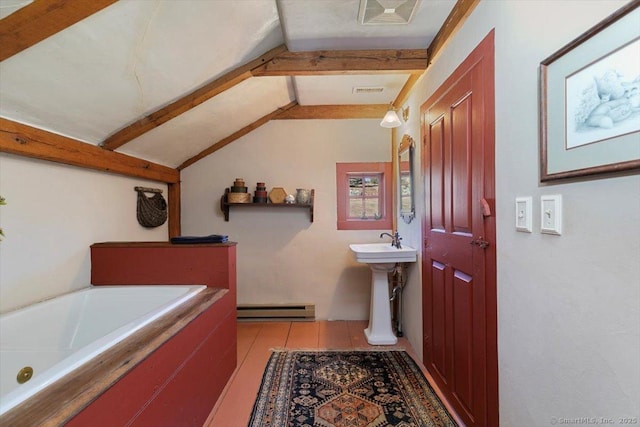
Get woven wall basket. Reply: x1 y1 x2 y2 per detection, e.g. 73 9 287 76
135 187 167 228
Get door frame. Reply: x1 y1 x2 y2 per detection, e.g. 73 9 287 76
420 30 498 427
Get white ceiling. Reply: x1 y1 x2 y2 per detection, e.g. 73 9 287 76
279 0 456 51
0 0 456 168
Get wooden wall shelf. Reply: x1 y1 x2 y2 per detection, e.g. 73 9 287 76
220 189 314 222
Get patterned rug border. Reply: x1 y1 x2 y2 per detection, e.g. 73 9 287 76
268 346 408 353
250 349 457 426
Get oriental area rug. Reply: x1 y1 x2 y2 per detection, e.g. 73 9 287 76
248 350 457 427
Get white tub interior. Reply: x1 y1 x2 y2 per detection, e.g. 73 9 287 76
0 285 206 415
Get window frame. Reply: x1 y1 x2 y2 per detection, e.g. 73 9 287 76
336 162 392 230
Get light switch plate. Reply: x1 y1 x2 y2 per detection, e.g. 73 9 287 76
541 194 562 235
515 197 532 232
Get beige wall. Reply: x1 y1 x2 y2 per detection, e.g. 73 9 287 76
397 0 639 425
181 119 394 320
0 154 168 313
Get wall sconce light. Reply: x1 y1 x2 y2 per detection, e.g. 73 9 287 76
402 106 409 122
379 103 409 128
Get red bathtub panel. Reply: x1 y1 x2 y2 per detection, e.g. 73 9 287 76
64 243 238 426
91 244 237 295
67 295 236 427
130 317 237 426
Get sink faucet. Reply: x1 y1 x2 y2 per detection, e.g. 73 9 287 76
380 232 402 249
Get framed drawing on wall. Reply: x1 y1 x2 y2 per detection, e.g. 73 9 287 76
540 2 640 181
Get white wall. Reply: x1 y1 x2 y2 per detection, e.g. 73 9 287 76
181 119 393 320
393 106 423 360
0 154 168 313
398 1 640 425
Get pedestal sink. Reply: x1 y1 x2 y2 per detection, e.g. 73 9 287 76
349 243 417 345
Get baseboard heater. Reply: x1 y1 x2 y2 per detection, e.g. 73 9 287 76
237 303 315 321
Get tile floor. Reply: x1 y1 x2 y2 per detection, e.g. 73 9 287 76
204 320 461 426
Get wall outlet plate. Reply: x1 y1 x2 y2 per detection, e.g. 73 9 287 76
515 197 532 233
541 194 562 235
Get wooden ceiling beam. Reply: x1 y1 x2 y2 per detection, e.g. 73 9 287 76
252 49 428 76
104 46 424 152
178 102 393 169
391 0 480 108
427 0 481 65
393 74 421 107
0 118 179 183
0 0 117 62
274 104 388 120
177 101 298 170
100 44 289 151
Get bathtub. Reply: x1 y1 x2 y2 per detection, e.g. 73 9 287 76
0 284 206 416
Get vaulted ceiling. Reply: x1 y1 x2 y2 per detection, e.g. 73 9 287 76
0 0 474 170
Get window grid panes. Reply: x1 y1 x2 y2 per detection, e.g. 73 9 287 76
347 173 383 220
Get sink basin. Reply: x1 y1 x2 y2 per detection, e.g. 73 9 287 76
349 243 417 263
350 242 417 345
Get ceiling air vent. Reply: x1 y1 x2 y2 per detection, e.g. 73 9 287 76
353 86 385 94
358 0 420 25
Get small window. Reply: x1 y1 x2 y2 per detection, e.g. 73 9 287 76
336 162 392 230
348 174 383 220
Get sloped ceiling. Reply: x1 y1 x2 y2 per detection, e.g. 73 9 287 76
0 0 457 168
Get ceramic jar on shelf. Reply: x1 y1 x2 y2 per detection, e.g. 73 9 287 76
296 188 311 204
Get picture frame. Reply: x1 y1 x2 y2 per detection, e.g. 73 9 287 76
540 2 640 181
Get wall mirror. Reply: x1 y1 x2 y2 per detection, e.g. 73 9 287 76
398 134 415 224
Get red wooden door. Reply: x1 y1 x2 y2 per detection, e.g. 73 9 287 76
421 31 497 427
